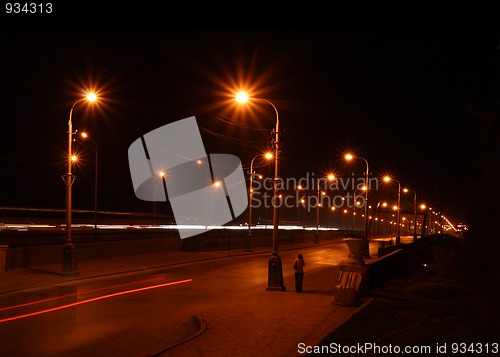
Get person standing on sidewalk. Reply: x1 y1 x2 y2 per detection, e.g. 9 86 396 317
293 253 306 293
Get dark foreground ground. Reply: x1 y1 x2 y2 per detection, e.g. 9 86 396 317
313 236 500 356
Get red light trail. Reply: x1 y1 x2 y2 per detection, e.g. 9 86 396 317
0 276 165 312
0 278 192 323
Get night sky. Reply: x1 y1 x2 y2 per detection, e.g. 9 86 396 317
1 19 499 226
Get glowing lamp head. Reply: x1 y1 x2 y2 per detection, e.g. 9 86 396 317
345 154 353 161
86 93 97 102
157 170 166 178
264 152 273 159
383 176 391 183
327 174 335 181
81 132 89 139
235 91 249 103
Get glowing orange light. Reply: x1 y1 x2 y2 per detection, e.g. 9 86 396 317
157 170 166 178
86 92 97 102
235 91 249 103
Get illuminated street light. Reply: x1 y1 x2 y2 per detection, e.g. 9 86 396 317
345 153 371 258
153 170 167 225
403 188 418 242
419 203 427 236
315 174 335 244
247 152 273 251
62 92 97 276
81 132 98 239
383 176 402 245
236 92 285 291
351 189 364 231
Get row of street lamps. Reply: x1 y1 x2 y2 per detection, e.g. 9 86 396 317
62 91 430 291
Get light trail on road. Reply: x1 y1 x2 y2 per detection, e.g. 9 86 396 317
0 276 166 312
0 278 192 323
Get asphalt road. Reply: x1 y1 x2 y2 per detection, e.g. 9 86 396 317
0 242 351 357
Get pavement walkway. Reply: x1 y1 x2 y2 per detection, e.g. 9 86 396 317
0 237 383 357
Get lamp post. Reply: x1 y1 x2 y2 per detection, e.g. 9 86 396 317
314 174 335 244
236 92 285 291
297 186 304 226
403 188 418 242
62 93 97 276
247 152 273 251
81 132 98 239
383 176 402 245
351 189 364 231
381 202 388 234
419 203 427 237
345 154 371 258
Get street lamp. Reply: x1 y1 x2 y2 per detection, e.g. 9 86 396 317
247 152 273 251
62 93 97 276
236 92 285 291
81 132 98 239
314 173 335 244
383 176 402 245
153 170 167 225
345 154 371 258
351 189 364 231
419 203 427 237
403 188 418 242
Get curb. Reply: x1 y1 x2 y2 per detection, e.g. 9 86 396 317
150 313 208 356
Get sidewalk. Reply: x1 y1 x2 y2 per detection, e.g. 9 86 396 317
0 238 379 357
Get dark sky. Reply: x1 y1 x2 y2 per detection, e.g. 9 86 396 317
1 22 499 226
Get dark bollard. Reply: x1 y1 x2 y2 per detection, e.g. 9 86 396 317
266 253 286 291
